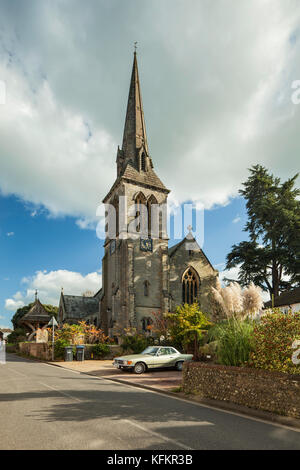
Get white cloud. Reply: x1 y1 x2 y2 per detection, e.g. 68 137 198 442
5 269 102 310
5 299 25 311
0 0 299 218
6 232 14 237
232 216 241 224
218 265 241 286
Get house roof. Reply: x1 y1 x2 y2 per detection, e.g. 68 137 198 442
61 294 99 320
20 299 51 324
264 287 300 308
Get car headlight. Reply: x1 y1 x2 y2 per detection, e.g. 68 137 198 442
124 360 132 365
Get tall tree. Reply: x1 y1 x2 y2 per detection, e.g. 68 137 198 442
226 165 300 299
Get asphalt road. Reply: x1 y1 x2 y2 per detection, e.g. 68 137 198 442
0 354 299 450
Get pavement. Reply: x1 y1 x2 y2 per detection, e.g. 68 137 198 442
52 359 182 391
1 353 300 450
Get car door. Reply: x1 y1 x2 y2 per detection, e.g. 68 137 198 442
168 348 181 367
155 348 175 368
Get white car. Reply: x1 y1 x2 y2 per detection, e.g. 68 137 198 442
113 346 193 374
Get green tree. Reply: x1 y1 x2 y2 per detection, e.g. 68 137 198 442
167 304 212 360
226 165 300 299
11 303 58 329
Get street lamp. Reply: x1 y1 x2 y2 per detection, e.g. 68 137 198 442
47 316 58 361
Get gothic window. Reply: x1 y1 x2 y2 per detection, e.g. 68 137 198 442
144 280 150 296
111 196 119 236
142 316 153 332
182 267 200 305
147 195 158 238
141 152 146 171
135 192 146 233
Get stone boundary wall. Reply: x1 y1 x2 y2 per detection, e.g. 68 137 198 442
18 342 123 361
19 342 51 360
183 362 300 419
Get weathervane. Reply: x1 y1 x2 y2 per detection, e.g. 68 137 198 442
134 41 138 53
35 290 38 301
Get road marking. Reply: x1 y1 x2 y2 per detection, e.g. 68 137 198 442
6 367 27 377
39 382 82 402
16 358 300 435
81 375 300 434
123 419 193 450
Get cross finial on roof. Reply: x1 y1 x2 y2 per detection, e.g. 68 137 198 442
187 225 193 232
35 290 38 301
134 41 137 53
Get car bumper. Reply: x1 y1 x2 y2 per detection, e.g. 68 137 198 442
113 361 133 369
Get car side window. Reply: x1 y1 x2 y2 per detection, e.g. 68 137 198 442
163 348 171 355
170 348 178 354
158 348 169 356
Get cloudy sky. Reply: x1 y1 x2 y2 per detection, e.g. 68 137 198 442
0 0 299 327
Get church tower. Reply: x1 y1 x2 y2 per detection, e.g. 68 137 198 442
101 51 170 337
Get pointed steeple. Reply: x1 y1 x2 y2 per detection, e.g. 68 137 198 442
118 52 149 173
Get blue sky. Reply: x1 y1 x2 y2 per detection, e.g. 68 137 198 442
0 0 299 327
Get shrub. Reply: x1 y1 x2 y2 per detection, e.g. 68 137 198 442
209 318 254 366
121 334 153 354
6 328 27 344
54 338 75 359
167 304 212 358
92 343 110 358
248 311 300 374
54 323 84 345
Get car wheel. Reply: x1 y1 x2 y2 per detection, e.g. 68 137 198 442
133 362 146 374
175 361 184 371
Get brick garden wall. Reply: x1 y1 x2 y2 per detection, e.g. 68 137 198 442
183 362 300 419
19 342 51 361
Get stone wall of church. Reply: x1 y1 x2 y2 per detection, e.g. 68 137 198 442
102 180 170 336
169 242 218 317
133 238 169 329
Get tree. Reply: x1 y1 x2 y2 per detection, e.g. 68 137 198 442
167 304 212 360
226 165 300 299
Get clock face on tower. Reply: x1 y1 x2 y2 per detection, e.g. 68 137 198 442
140 238 153 252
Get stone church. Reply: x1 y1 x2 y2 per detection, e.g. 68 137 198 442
59 52 218 336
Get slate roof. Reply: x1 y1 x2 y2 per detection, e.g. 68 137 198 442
122 162 168 191
61 295 99 320
103 161 169 202
20 299 51 324
264 287 300 308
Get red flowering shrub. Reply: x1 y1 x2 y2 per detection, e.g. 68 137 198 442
248 311 300 374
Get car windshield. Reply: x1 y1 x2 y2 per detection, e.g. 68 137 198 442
141 346 160 356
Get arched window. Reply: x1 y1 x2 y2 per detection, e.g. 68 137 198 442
141 152 146 171
147 195 158 238
144 280 150 296
135 192 146 233
112 196 119 236
142 316 153 332
182 267 200 304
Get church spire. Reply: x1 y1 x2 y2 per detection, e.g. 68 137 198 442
121 50 149 163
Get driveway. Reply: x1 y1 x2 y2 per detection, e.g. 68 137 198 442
54 359 182 391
